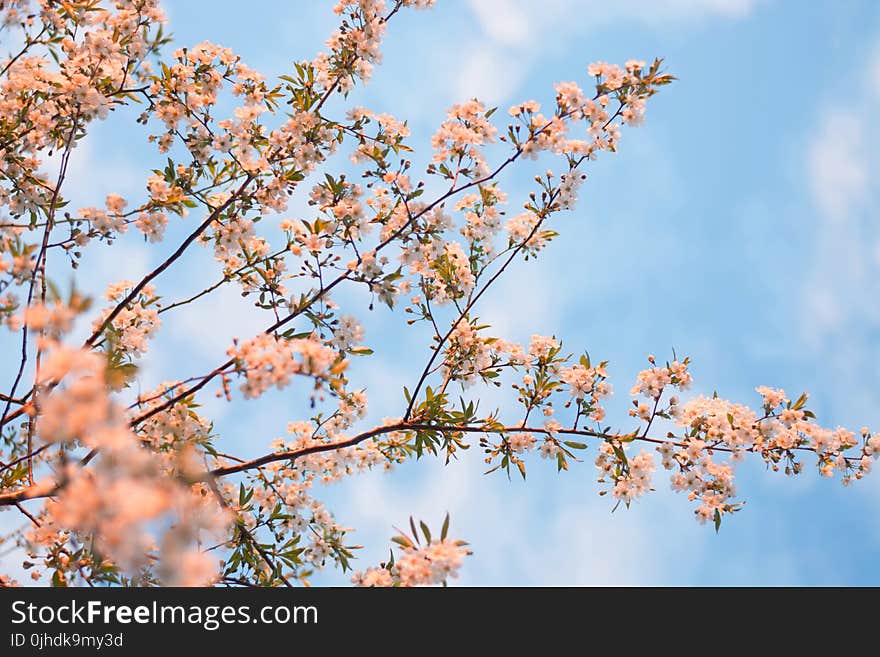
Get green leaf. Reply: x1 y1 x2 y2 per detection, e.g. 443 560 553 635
556 451 568 472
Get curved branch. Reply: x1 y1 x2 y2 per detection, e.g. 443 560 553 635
83 175 254 348
206 420 805 479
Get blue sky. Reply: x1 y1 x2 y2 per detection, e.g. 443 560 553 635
5 0 880 585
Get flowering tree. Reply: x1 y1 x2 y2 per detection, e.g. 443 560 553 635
0 0 873 588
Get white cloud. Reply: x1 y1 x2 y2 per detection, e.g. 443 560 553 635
465 0 530 47
383 0 763 118
453 42 526 104
455 0 764 117
808 112 868 222
466 0 763 50
801 37 880 347
796 36 880 433
43 131 144 207
479 258 565 339
868 38 880 99
167 280 267 363
599 0 761 21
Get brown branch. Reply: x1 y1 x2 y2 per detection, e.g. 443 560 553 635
203 471 293 588
0 418 857 508
0 443 50 475
83 176 254 348
0 478 61 506
156 245 290 315
207 420 857 480
207 422 715 479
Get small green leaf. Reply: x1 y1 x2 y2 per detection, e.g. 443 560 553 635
391 535 414 549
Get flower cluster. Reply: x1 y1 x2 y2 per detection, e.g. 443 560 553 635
91 281 161 359
431 99 498 178
595 444 656 503
352 536 469 587
653 387 873 525
410 240 476 305
442 319 494 386
393 539 469 586
559 358 612 422
227 333 342 399
26 340 229 585
35 345 114 445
